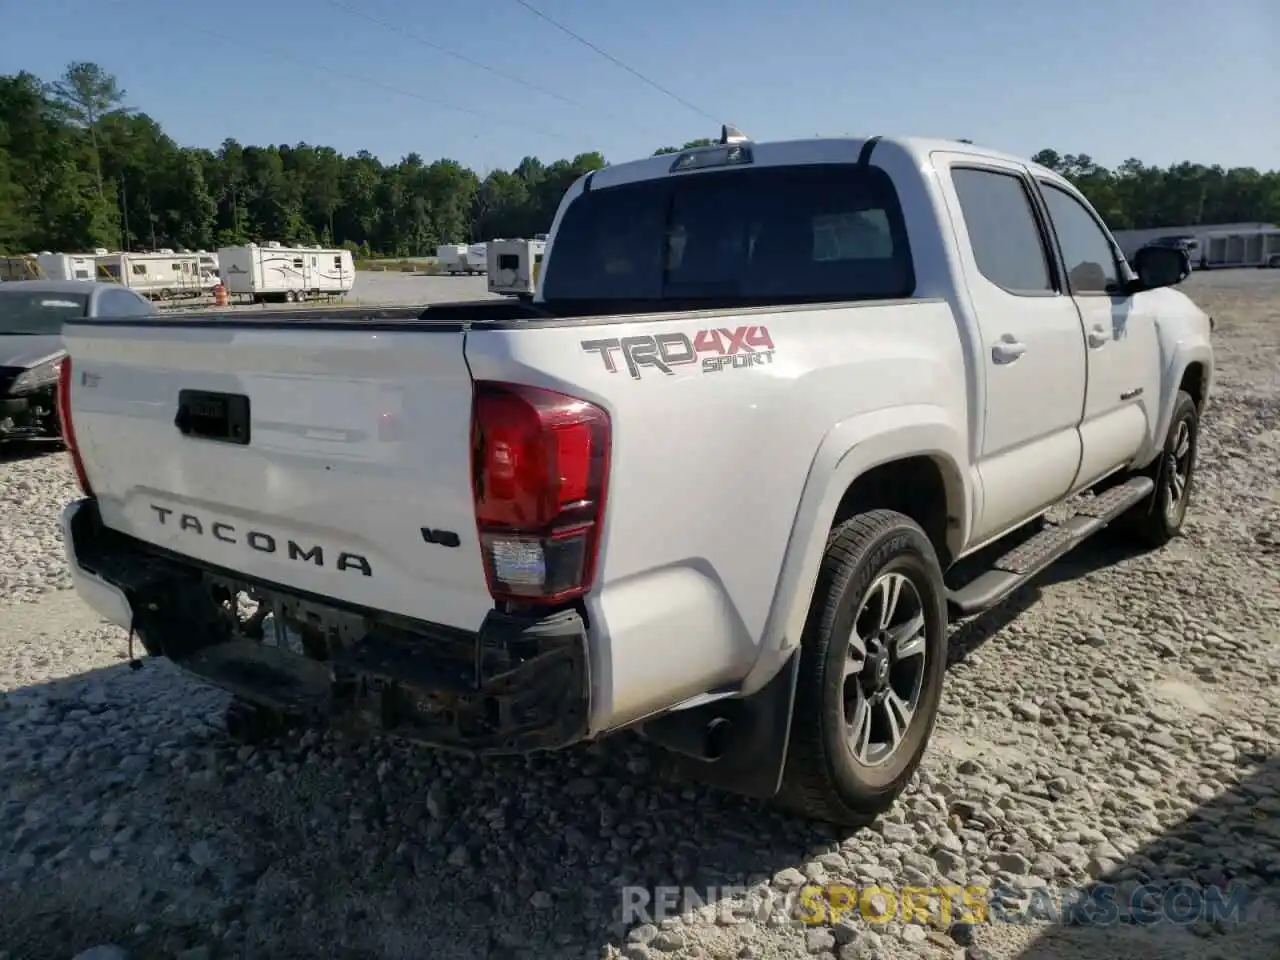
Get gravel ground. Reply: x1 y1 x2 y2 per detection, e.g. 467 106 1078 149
1 270 1278 960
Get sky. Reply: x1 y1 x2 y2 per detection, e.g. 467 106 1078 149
6 0 1278 174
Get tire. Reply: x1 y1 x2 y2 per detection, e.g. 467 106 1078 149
778 509 948 826
1114 389 1200 548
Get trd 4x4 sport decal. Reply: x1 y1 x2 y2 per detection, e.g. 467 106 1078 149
581 325 775 380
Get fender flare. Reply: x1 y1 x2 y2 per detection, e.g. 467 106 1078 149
739 405 970 696
1149 342 1213 462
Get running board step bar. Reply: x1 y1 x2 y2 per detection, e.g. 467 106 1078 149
946 476 1154 617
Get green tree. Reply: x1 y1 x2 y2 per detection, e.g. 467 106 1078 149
46 61 129 204
2 62 1278 259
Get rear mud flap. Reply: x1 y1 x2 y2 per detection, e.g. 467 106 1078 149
639 651 801 800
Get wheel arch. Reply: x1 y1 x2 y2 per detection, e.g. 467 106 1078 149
1148 343 1213 467
740 406 970 696
1179 360 1209 412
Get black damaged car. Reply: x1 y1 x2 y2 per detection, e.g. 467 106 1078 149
0 279 156 442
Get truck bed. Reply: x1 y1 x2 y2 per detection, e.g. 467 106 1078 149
79 301 543 330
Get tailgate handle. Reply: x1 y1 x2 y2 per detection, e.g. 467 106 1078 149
175 390 251 445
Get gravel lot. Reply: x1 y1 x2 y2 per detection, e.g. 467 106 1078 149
1 271 1278 960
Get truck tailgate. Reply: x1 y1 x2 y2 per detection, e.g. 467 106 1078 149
61 321 493 630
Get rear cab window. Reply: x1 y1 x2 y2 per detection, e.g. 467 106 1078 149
541 163 915 305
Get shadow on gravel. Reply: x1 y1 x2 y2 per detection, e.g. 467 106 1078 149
1030 532 1149 589
0 535 1204 960
0 659 847 960
1005 753 1280 960
947 530 1150 668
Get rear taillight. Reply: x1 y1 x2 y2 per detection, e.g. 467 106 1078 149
471 381 610 605
56 356 94 498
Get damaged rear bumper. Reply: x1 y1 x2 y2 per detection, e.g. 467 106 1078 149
60 499 591 754
0 389 59 439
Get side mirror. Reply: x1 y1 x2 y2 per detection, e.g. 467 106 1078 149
1131 245 1190 291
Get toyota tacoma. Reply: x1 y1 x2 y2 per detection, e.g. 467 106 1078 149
56 129 1213 825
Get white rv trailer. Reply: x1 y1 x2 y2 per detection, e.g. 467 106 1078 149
436 243 467 274
486 238 546 298
95 250 214 300
216 242 356 303
464 243 488 275
438 242 487 275
30 252 103 282
196 250 220 279
0 255 42 281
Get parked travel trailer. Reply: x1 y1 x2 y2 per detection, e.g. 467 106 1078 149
486 238 546 298
1 251 109 282
196 250 220 280
95 250 215 300
436 244 467 273
216 242 356 303
0 256 42 282
32 252 103 282
438 242 487 275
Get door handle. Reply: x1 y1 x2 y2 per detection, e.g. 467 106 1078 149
991 336 1027 364
1087 325 1109 349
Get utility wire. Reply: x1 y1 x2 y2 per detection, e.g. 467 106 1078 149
324 0 610 118
170 23 572 143
510 0 725 125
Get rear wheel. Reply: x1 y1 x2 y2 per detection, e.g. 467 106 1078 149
778 510 948 826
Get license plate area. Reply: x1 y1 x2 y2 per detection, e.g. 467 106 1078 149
175 389 250 445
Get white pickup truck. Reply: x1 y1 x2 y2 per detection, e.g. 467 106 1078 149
56 129 1213 826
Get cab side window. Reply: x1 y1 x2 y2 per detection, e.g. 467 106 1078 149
951 168 1053 296
1039 183 1120 295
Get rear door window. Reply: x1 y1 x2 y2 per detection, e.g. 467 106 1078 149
951 167 1055 295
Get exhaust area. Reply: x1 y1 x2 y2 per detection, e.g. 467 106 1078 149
641 712 734 763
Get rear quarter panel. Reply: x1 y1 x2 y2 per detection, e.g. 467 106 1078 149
466 298 969 730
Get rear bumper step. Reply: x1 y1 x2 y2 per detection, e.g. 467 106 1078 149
63 499 590 755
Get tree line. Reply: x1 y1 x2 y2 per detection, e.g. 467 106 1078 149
2 62 1277 259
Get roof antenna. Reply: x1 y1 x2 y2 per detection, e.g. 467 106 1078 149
719 124 749 145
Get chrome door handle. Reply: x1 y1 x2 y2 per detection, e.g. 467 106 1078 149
991 337 1027 364
1087 326 1109 349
